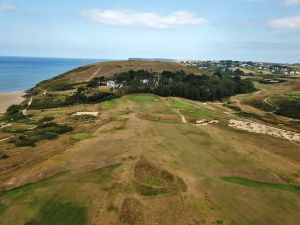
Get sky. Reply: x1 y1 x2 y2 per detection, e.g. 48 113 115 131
0 0 300 63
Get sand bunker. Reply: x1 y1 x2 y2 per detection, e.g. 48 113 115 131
74 112 99 116
229 119 300 142
196 119 220 126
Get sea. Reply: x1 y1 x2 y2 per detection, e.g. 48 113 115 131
0 56 109 93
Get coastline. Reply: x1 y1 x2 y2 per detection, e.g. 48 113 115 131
0 90 25 114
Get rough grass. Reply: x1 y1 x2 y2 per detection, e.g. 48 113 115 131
71 133 90 141
107 204 119 213
72 115 97 122
134 159 187 196
88 163 122 184
284 92 300 99
146 178 163 187
24 200 87 225
222 177 300 194
9 122 73 147
243 98 275 112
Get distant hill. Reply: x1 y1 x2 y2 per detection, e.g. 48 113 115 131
42 60 204 85
128 58 175 62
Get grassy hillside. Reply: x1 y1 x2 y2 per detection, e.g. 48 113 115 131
39 60 205 86
0 62 299 225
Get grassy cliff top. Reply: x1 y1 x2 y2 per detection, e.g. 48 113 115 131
42 60 205 85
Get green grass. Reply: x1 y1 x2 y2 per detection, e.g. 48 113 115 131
9 122 73 147
170 99 214 118
88 163 122 184
29 94 68 109
171 99 192 108
130 94 157 102
0 203 6 215
24 200 87 225
284 92 300 99
101 99 120 110
222 177 300 194
0 172 67 198
146 178 163 187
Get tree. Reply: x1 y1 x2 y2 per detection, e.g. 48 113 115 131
67 87 87 104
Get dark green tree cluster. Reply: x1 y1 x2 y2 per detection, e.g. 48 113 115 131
113 70 158 93
113 70 255 101
87 76 107 89
275 99 300 119
66 87 118 104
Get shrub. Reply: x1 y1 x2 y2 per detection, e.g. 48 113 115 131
39 116 55 123
10 122 73 147
73 115 97 122
0 151 9 160
6 104 25 113
29 95 67 109
43 82 74 91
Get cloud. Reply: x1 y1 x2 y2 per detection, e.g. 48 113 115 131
0 3 16 12
266 16 300 29
284 0 300 5
80 9 209 29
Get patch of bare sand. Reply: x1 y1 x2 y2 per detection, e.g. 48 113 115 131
0 91 25 114
229 119 300 142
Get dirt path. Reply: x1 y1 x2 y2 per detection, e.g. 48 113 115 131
22 97 33 117
0 136 13 142
264 97 279 112
87 67 103 82
180 114 187 123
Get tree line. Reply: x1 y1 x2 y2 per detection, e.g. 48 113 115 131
111 70 255 101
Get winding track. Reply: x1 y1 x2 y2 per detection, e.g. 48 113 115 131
22 97 33 117
264 97 279 112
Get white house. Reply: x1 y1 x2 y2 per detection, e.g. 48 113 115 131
107 81 123 89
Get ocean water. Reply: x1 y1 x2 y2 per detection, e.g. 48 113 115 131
0 56 108 92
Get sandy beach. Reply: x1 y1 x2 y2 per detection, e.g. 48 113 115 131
0 91 25 114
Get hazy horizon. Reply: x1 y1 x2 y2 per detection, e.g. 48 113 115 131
0 55 299 64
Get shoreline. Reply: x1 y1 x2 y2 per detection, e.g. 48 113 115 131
0 90 26 114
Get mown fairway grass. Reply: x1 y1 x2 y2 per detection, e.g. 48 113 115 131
222 177 300 194
130 94 158 102
0 172 67 199
0 164 122 225
0 203 6 215
24 200 87 225
170 98 215 118
101 98 121 110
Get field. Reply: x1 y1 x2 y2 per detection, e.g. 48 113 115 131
0 91 300 225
